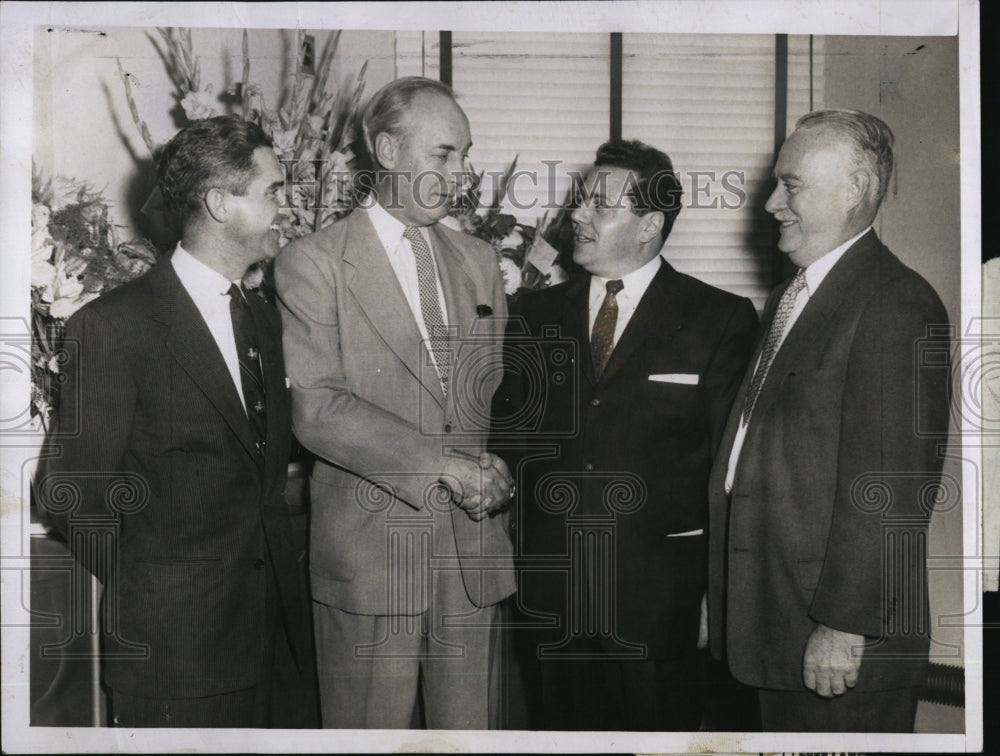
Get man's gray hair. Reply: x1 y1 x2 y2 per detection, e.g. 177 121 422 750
362 76 457 168
796 108 895 206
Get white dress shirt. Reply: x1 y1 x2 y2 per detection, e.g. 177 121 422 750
171 245 247 412
588 254 663 349
365 202 450 372
725 226 873 493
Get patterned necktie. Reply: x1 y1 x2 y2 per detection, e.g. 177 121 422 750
228 283 267 451
741 269 808 425
591 279 624 378
403 226 450 394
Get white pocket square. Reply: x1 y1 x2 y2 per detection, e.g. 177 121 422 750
648 373 699 385
666 528 704 537
285 377 291 388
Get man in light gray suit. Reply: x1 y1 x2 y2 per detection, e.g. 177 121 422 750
275 77 515 729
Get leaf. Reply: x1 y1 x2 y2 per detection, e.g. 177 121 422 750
241 29 250 119
492 213 517 237
117 58 157 157
311 30 341 112
489 154 519 214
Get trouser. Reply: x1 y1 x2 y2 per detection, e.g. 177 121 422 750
313 601 500 729
535 632 707 731
756 685 920 732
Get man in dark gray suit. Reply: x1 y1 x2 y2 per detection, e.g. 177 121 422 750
39 115 310 727
707 109 951 732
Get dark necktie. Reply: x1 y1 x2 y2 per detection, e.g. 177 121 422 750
228 283 267 450
741 269 808 425
591 279 624 378
403 226 450 394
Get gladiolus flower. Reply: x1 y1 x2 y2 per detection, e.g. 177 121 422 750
180 86 217 120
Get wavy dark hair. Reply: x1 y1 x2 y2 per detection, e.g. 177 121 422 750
157 115 273 228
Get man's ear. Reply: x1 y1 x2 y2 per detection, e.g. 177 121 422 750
846 169 872 212
639 210 665 244
204 188 228 224
374 131 399 170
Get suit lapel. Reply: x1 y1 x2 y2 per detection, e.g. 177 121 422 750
598 260 682 384
152 259 261 463
750 230 878 419
562 276 595 385
343 212 445 407
709 289 772 497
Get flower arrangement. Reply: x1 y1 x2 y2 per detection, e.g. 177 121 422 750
120 27 367 249
444 155 574 300
30 168 158 427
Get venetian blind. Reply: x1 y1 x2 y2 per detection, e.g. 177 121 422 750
622 34 823 310
412 32 610 225
396 32 822 311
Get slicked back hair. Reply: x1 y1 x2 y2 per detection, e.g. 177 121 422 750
592 139 684 243
362 76 458 169
796 108 895 206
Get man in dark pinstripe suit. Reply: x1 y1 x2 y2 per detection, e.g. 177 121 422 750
38 116 311 727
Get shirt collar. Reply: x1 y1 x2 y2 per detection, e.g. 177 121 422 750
365 200 427 256
589 254 662 303
802 226 872 296
171 244 237 299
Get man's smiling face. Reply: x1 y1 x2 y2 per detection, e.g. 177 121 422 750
765 126 860 268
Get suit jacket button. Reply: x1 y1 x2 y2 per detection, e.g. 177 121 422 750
444 423 452 434
584 463 594 471
254 559 265 569
590 397 601 407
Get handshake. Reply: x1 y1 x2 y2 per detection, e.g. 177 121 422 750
439 451 515 522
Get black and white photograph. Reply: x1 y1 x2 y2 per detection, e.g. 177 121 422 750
0 0 988 752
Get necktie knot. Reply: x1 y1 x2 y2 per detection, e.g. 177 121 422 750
403 226 424 247
605 279 624 296
788 269 808 296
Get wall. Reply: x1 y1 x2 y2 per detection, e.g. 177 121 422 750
825 34 964 733
32 26 397 243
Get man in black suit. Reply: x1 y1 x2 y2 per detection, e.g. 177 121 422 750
493 139 758 730
38 115 311 727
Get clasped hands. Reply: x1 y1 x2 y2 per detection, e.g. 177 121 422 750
440 451 514 521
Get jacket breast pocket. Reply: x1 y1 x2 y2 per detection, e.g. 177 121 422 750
645 375 701 419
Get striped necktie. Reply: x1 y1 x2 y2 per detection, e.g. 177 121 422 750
591 278 624 378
